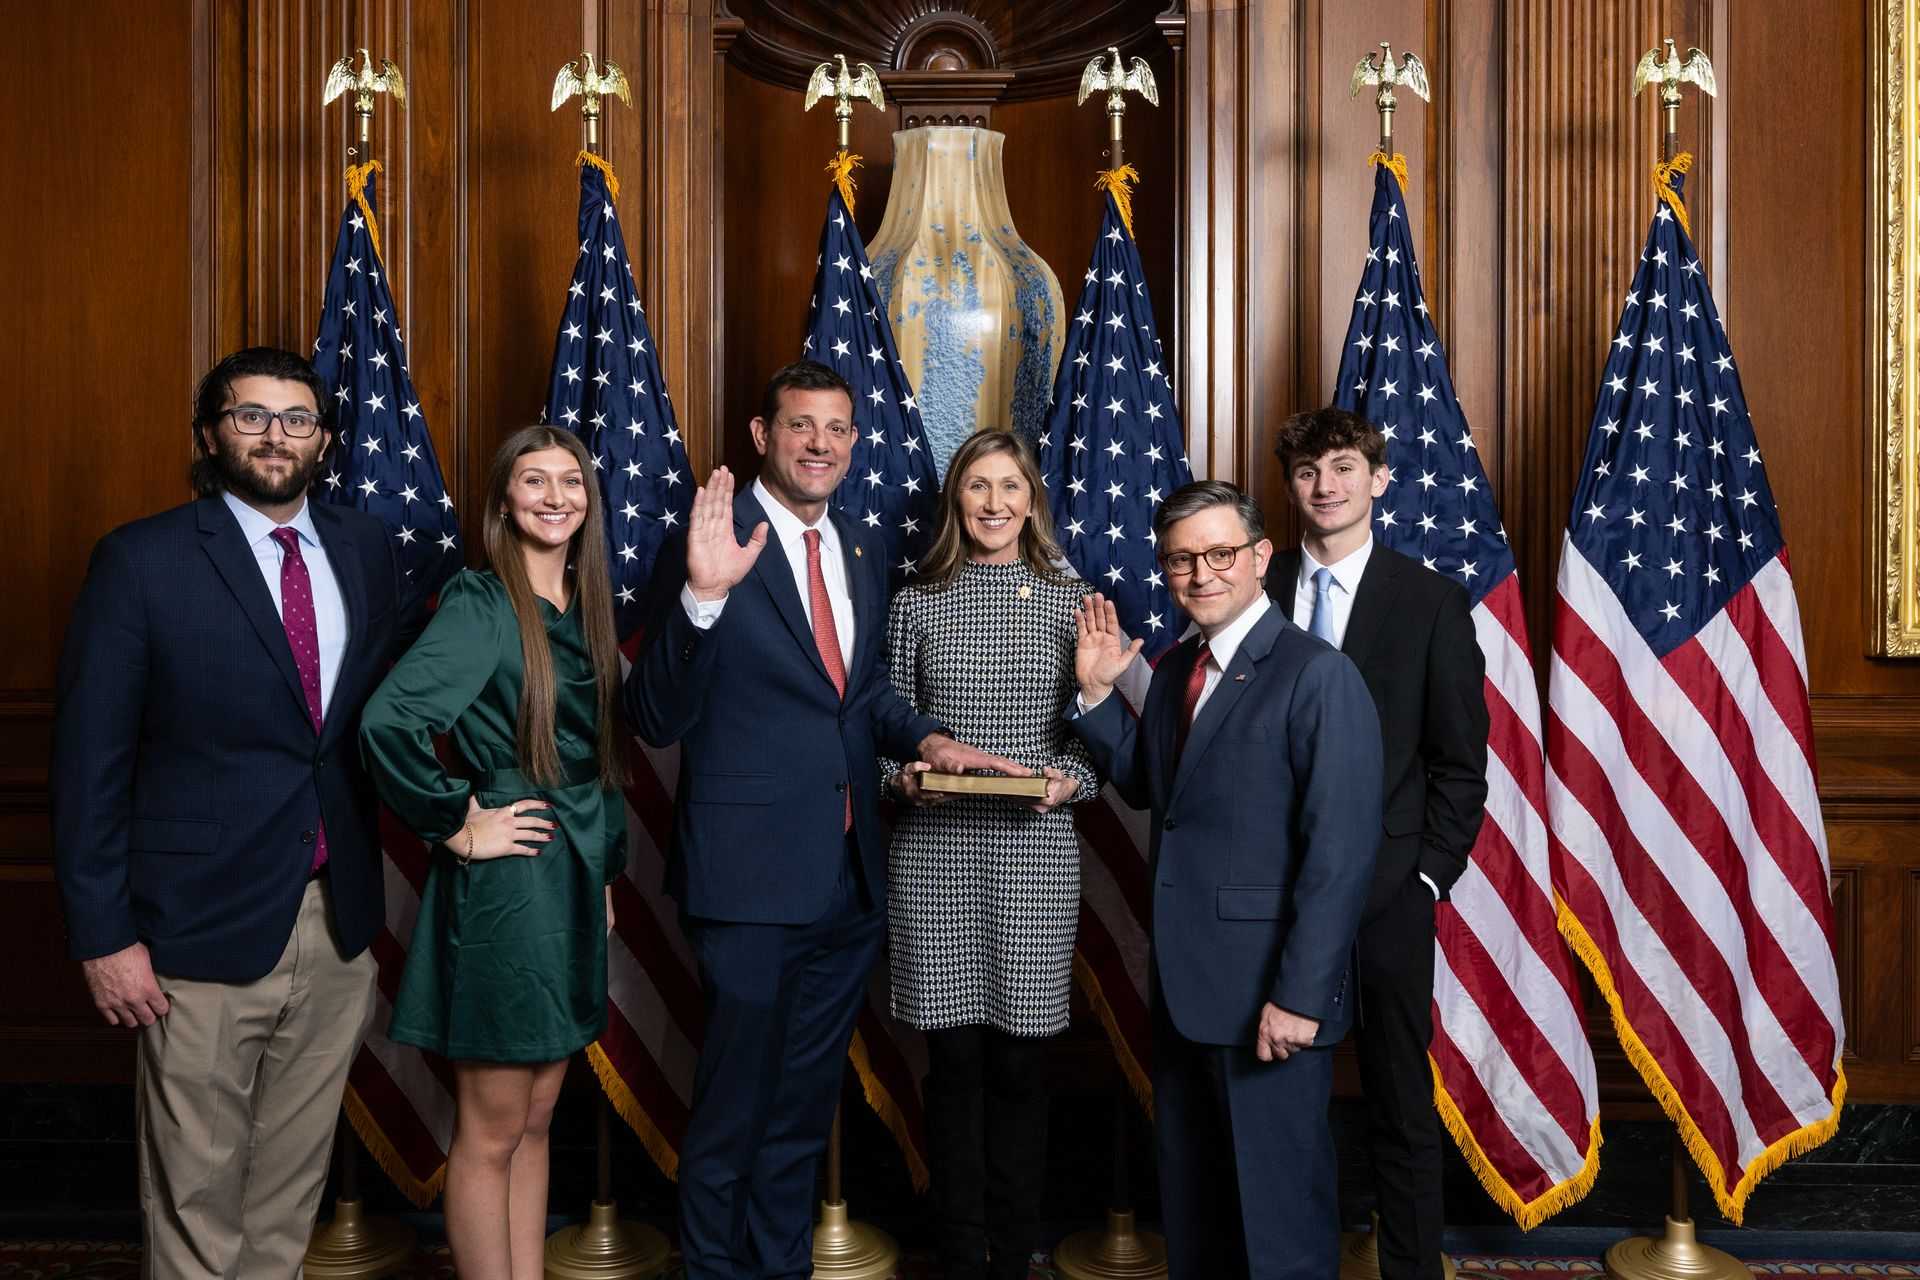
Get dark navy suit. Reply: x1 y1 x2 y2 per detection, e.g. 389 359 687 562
51 495 422 978
1070 602 1382 1280
627 489 941 1279
1269 546 1488 1280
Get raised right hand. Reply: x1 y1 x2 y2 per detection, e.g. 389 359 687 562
1074 593 1145 705
81 941 169 1028
686 466 768 601
458 796 556 861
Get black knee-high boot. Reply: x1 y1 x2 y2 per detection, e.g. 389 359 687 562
925 1084 988 1280
983 1091 1048 1280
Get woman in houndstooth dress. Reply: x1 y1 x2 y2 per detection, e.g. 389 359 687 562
881 430 1099 1280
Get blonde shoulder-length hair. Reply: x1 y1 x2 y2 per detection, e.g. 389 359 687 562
914 430 1074 591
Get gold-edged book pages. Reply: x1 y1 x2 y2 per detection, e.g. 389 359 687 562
919 772 1052 800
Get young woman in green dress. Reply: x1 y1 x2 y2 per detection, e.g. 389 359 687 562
361 425 631 1280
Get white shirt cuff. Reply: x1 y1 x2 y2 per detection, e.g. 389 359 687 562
1418 872 1440 901
680 584 727 629
1073 689 1111 716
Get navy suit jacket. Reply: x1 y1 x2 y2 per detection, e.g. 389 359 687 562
626 490 942 924
1070 605 1383 1047
1268 545 1488 921
50 496 424 982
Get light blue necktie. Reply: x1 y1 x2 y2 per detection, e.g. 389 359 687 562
1309 566 1340 645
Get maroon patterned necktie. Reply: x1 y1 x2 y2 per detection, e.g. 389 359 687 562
270 528 328 873
802 529 851 832
1175 641 1213 760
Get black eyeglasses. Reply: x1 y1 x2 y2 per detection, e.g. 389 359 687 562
221 407 324 438
1159 541 1255 576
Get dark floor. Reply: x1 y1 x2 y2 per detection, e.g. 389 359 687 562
4 1076 1917 1247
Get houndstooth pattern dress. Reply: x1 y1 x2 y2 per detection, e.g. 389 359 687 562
880 560 1101 1035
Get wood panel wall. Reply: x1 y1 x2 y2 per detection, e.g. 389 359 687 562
4 0 1917 1108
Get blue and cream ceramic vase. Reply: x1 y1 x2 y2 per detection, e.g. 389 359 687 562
868 126 1065 476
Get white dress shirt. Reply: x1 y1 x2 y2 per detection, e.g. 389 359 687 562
222 491 347 715
680 478 856 667
1290 537 1374 649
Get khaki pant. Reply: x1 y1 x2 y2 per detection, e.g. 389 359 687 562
137 876 377 1279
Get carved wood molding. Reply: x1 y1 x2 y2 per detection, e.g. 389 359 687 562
721 0 1176 102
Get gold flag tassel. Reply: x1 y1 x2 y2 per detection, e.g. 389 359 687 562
826 148 863 217
345 159 386 265
576 148 621 200
1093 163 1140 238
1366 148 1410 194
1652 151 1694 239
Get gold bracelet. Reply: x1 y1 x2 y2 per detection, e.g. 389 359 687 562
456 822 474 868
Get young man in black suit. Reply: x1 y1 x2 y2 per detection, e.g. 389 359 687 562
1269 406 1490 1280
51 348 423 1278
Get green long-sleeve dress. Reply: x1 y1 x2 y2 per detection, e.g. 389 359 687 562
360 569 626 1063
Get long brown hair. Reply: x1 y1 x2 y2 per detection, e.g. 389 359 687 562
480 426 631 791
915 430 1072 590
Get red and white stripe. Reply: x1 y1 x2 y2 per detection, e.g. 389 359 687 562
1430 573 1601 1225
1546 542 1843 1223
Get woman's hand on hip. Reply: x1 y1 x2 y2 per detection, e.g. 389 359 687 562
457 795 555 861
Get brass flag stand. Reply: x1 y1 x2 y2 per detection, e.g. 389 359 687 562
304 50 415 1279
1334 46 1459 1280
1053 46 1164 1280
810 1099 901 1280
1604 42 1735 1280
541 53 670 1279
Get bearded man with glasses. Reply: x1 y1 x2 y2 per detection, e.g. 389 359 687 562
1068 478 1382 1280
49 346 424 1279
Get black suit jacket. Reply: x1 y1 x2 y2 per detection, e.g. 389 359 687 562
1268 544 1488 921
50 496 425 981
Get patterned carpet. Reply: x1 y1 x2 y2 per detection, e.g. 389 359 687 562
3 1243 1918 1279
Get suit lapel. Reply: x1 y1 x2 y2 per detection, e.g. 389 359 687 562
1168 606 1284 810
197 497 310 721
738 490 836 691
1340 548 1405 670
309 503 365 748
1268 548 1302 619
829 506 877 685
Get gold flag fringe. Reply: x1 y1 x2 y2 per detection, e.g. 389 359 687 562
1366 150 1410 194
1653 152 1694 239
345 160 386 266
586 1041 682 1181
1071 951 1154 1119
1094 164 1140 238
1430 1064 1600 1230
578 149 621 201
1553 892 1845 1224
341 1082 445 1209
848 1027 931 1192
827 149 863 218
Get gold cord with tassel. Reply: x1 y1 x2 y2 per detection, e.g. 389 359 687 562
826 149 863 217
1093 163 1140 237
1366 149 1410 194
576 149 621 201
345 160 386 265
1652 151 1694 239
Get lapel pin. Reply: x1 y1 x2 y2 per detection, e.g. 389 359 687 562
854 546 863 557
1018 585 1031 598
1234 673 1247 681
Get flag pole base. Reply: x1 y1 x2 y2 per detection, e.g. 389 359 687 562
1339 1212 1457 1280
1051 1207 1167 1280
810 1197 899 1280
1603 1217 1747 1280
302 1195 416 1279
542 1200 673 1279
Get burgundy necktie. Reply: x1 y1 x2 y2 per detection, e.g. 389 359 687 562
1175 641 1213 760
803 529 851 831
271 528 328 873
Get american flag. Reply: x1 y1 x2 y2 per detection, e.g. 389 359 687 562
803 186 939 590
311 163 462 1204
1038 188 1193 1105
801 177 943 1188
1544 171 1844 1222
312 164 463 594
1336 159 1600 1226
546 153 701 1177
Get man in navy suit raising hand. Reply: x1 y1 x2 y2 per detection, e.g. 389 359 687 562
628 360 1022 1280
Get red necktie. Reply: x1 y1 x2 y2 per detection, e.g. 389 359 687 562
803 529 851 831
1175 641 1212 760
270 528 328 873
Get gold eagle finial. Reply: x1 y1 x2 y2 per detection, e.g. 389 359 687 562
805 54 886 151
323 49 406 153
1351 43 1429 151
1633 38 1715 160
552 54 632 152
1077 47 1158 171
